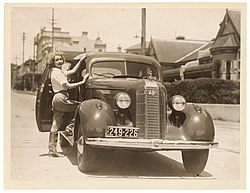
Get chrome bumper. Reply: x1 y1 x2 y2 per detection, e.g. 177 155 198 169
86 138 218 150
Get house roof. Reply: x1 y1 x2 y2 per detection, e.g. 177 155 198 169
175 41 213 63
215 10 241 40
150 39 208 64
211 33 238 50
228 10 241 35
125 42 150 50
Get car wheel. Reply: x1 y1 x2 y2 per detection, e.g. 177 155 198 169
182 149 209 176
76 124 96 173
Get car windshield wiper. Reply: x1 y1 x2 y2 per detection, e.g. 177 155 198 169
93 72 114 78
112 74 143 79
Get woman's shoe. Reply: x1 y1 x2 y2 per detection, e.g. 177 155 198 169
48 131 64 157
49 151 64 157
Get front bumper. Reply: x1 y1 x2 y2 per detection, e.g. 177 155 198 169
86 138 218 150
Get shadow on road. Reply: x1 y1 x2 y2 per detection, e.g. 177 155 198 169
61 147 212 178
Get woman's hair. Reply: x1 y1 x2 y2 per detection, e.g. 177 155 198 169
49 51 65 67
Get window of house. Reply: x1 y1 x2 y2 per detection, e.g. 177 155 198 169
226 61 232 80
215 62 221 78
238 61 240 80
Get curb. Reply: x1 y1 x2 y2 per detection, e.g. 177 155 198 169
199 103 240 122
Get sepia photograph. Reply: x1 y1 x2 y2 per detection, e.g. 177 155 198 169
3 2 247 189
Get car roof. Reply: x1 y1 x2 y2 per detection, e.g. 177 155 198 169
74 52 161 69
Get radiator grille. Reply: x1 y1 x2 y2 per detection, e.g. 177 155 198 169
136 84 165 139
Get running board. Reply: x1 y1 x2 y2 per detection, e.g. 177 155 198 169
59 130 74 146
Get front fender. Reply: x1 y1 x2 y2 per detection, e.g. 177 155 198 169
181 103 215 141
166 103 215 142
76 99 117 138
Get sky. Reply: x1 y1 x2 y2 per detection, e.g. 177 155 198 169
8 3 243 65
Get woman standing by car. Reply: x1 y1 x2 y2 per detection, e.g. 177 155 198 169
48 51 89 157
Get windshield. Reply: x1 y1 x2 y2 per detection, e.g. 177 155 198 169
91 61 159 79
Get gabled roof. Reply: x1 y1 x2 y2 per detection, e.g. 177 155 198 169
228 10 241 35
150 39 208 64
215 9 241 39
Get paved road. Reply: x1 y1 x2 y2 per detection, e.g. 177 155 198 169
6 91 242 188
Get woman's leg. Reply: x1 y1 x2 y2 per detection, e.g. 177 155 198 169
49 110 64 157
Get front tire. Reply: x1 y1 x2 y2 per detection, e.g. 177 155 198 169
182 149 209 175
76 124 96 173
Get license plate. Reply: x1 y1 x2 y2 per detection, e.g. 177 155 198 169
105 126 139 138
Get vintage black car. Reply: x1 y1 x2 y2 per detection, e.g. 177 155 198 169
36 52 218 175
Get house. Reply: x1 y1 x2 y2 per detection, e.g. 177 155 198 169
161 9 241 82
184 9 241 81
209 9 240 81
147 36 209 69
144 37 209 82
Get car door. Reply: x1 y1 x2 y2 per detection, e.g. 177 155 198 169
35 64 54 132
35 59 86 132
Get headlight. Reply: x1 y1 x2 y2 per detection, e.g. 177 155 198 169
115 92 131 109
170 95 186 111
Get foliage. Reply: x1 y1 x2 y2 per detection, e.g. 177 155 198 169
164 78 240 104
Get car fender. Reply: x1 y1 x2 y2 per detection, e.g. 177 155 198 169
181 103 215 141
75 99 117 138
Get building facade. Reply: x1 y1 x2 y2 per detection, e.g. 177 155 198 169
15 27 107 91
34 27 107 73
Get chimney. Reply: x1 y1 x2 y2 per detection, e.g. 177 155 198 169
82 31 88 37
80 31 88 52
176 36 185 40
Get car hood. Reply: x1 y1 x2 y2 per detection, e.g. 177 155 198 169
86 77 157 91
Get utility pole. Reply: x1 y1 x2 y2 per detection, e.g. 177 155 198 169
22 32 26 73
141 8 146 55
32 40 36 92
51 8 55 52
14 55 19 65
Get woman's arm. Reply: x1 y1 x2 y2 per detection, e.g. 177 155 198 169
63 55 87 76
62 73 90 90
